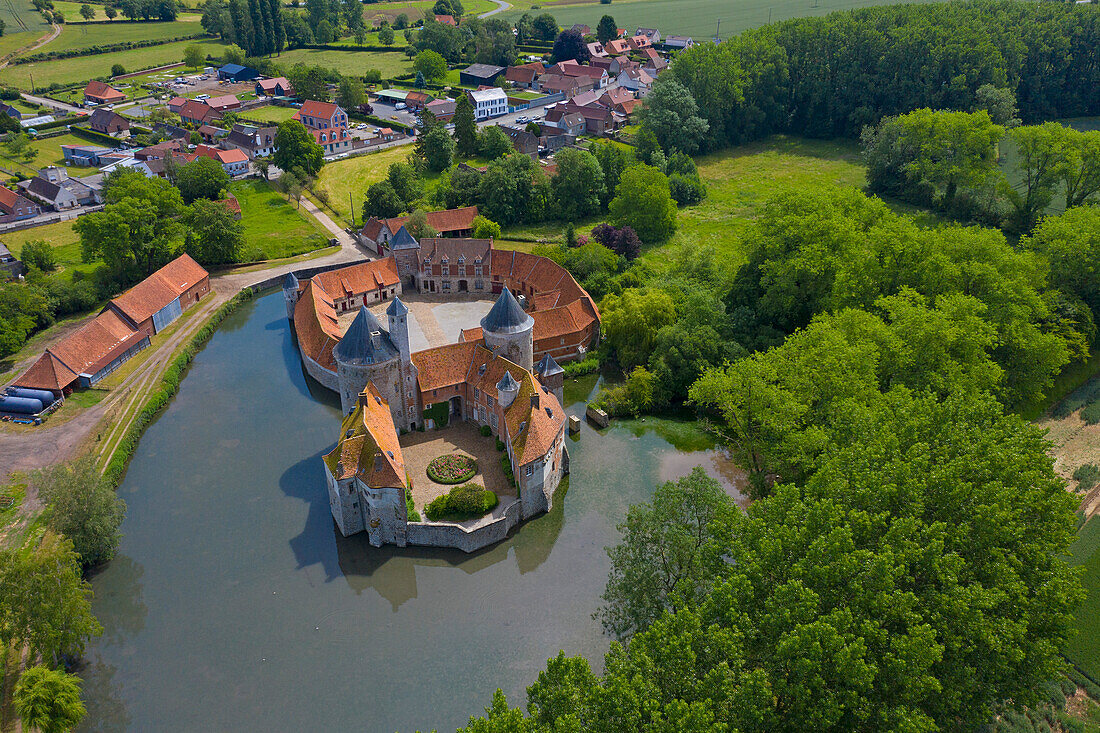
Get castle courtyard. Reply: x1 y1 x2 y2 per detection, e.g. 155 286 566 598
333 292 497 351
400 421 517 515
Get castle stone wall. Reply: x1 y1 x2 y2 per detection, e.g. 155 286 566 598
405 499 522 553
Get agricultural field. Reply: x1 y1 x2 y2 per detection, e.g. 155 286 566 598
231 178 333 260
501 0 953 42
354 0 494 25
0 37 227 88
0 28 42 59
20 17 208 56
329 28 410 47
240 104 298 124
278 47 413 78
1065 516 1100 680
0 0 49 36
50 1 202 22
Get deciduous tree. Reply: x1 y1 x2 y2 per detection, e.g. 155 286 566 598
13 666 86 733
34 457 126 568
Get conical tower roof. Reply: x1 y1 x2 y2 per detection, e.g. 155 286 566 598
282 271 299 290
335 307 399 364
497 370 519 392
536 352 564 377
386 295 408 317
481 288 533 334
390 225 419 250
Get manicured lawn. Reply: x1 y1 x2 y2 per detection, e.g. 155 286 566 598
278 47 412 78
231 178 332 260
0 38 227 89
27 132 113 176
22 18 207 56
501 0 953 42
241 104 298 124
1065 516 1100 679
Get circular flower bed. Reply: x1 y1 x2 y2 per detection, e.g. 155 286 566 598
426 454 477 484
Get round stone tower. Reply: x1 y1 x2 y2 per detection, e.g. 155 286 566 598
334 306 401 416
481 287 534 372
282 271 300 320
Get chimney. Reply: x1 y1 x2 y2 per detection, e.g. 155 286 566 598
530 392 539 409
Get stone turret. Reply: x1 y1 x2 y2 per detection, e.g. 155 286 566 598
535 352 565 407
334 307 401 417
386 296 411 363
497 371 520 410
481 288 534 372
282 271 299 320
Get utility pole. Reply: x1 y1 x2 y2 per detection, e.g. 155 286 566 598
350 192 355 227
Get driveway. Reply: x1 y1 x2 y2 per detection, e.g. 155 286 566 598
478 0 511 17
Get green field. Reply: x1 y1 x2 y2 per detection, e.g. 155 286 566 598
1065 516 1100 679
356 0 494 25
0 37 226 88
21 17 207 56
501 0 952 43
0 0 49 36
232 178 332 260
50 1 202 22
241 104 298 124
329 29 410 48
277 47 412 78
2 219 100 279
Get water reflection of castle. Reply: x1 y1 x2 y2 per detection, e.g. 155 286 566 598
284 234 600 553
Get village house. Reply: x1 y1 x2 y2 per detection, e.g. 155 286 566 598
570 23 591 35
255 76 293 97
361 206 480 249
627 34 652 51
589 56 621 76
20 166 101 210
188 145 250 176
434 13 456 25
618 67 655 95
0 186 41 220
204 94 241 112
587 42 607 58
635 27 661 43
223 124 278 159
544 109 586 136
134 140 183 161
294 99 349 131
83 80 126 106
499 126 539 159
468 88 508 120
404 91 434 111
536 74 582 98
505 62 544 89
0 104 21 121
87 108 130 137
605 38 630 55
167 96 188 114
179 99 222 126
424 98 456 121
61 144 116 167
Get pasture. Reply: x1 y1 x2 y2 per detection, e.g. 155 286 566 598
1065 516 1100 680
501 0 953 43
0 0 49 35
277 47 413 78
21 17 208 56
355 0 494 25
0 38 227 88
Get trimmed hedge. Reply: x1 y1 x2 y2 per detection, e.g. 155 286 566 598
499 453 515 488
104 289 255 487
424 483 498 521
426 454 477 484
13 34 211 65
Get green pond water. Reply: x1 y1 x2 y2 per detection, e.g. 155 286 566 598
77 291 744 732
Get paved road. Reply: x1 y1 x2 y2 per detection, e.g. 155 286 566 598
478 0 511 18
20 92 82 115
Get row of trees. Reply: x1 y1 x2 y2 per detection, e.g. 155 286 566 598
864 107 1100 232
201 0 285 57
409 14 515 67
640 1 1100 156
2 458 130 732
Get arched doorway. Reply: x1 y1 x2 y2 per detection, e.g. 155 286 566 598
449 395 462 418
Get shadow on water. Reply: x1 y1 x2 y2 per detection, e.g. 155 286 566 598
84 556 147 644
73 660 129 733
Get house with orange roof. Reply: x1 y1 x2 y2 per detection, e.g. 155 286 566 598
84 80 126 105
293 100 348 131
361 205 480 248
0 185 41 220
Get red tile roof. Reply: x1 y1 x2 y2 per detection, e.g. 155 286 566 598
325 381 408 488
297 100 342 121
84 80 126 102
382 206 479 235
110 254 208 326
0 186 34 214
313 258 400 299
256 77 291 93
13 352 78 392
205 94 240 110
48 309 146 377
293 279 341 370
412 341 478 392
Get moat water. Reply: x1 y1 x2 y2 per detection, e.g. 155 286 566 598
77 292 745 732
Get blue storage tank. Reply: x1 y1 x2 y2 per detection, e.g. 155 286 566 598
0 395 43 414
7 387 55 407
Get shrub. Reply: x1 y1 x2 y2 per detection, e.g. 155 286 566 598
495 438 505 451
405 487 420 522
424 483 498 520
1074 463 1100 492
20 240 57 271
479 424 492 437
426 454 477 483
500 453 515 487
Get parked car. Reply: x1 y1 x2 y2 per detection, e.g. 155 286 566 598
517 115 529 123
395 102 407 110
196 94 210 100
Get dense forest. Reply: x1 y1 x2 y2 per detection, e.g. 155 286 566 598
455 2 1100 730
